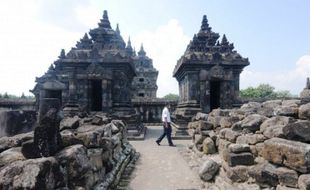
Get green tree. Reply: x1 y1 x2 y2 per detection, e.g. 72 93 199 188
240 84 292 98
3 92 9 98
162 93 179 101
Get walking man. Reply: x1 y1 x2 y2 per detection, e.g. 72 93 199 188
156 103 175 146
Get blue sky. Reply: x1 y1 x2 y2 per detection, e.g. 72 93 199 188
0 0 309 97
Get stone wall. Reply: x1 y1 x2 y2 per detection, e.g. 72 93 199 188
132 99 177 123
0 109 36 137
183 99 310 189
0 113 137 190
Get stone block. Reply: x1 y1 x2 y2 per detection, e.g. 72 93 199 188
276 185 299 190
0 157 64 189
260 116 294 133
60 116 80 131
202 137 216 154
275 105 298 117
239 114 267 132
236 134 266 145
198 159 220 181
194 112 208 121
283 120 310 143
226 152 254 167
276 167 298 188
56 144 91 180
188 120 213 131
219 128 240 143
222 162 249 182
262 138 310 173
228 143 251 153
0 147 25 167
299 103 310 120
298 174 310 190
218 139 231 161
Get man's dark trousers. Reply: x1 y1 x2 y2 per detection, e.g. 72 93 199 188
157 123 173 145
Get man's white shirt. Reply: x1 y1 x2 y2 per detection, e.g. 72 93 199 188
162 107 171 122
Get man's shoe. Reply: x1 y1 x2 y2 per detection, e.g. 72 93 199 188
156 141 160 146
169 144 176 147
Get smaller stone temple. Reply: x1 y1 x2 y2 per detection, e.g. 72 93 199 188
300 77 310 103
131 44 159 100
173 15 250 133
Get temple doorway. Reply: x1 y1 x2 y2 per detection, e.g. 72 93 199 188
90 80 102 111
45 90 62 102
210 81 221 110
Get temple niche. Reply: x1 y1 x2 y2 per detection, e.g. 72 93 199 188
130 44 159 100
173 15 249 133
32 10 144 136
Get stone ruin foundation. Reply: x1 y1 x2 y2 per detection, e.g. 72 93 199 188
180 97 310 190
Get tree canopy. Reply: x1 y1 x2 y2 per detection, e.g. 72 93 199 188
161 93 179 101
240 84 293 98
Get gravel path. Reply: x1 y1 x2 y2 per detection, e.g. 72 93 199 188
128 126 202 190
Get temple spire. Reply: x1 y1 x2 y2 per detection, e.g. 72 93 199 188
126 37 134 56
59 49 66 59
138 44 146 56
116 23 120 35
98 10 111 29
200 15 211 32
221 34 229 46
82 33 89 40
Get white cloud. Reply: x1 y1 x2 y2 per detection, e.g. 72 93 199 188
0 1 82 96
241 55 310 95
132 19 190 97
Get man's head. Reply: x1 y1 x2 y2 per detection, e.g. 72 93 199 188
165 102 171 109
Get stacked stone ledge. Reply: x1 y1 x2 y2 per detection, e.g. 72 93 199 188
0 111 137 190
185 100 310 189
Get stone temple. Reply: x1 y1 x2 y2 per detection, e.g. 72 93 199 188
31 10 149 136
131 44 158 100
173 15 249 133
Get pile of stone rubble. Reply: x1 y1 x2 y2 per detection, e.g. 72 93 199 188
0 111 137 190
182 100 310 190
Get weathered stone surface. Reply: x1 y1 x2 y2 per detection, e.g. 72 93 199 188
248 162 269 186
276 185 299 190
274 105 298 117
262 138 310 173
202 137 216 154
219 128 241 143
198 159 220 181
56 144 92 188
219 116 239 128
188 120 213 131
299 103 310 120
240 102 261 114
261 163 279 187
194 134 206 145
0 132 33 153
283 120 310 142
236 114 267 132
91 116 104 125
194 112 208 121
262 100 282 108
276 167 298 188
298 174 310 190
226 152 254 167
236 134 266 145
60 116 80 131
228 143 251 153
87 148 104 172
222 162 249 182
260 116 294 133
0 147 25 167
0 157 64 190
23 108 63 159
218 139 231 160
282 99 301 107
0 110 36 137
